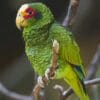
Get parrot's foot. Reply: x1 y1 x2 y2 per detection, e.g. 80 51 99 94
45 67 56 80
37 76 45 88
45 68 51 80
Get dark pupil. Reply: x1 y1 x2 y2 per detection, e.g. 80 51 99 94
29 11 33 15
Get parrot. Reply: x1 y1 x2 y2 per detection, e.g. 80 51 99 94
16 3 89 100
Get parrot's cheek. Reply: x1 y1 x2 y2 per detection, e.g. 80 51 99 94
21 20 28 28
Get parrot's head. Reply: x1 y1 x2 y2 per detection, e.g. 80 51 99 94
16 3 54 30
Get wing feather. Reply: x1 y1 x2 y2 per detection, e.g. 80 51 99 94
50 23 86 78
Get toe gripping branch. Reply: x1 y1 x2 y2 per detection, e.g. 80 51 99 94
32 40 59 100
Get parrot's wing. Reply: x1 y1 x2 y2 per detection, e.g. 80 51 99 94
50 23 86 79
60 35 86 79
50 23 88 99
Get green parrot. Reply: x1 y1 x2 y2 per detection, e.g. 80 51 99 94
16 3 89 100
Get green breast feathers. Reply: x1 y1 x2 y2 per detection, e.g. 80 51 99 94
23 23 82 76
25 44 52 76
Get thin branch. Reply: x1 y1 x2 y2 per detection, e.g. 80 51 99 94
87 45 100 80
53 85 64 100
54 78 100 100
62 0 80 27
0 83 33 100
85 78 100 86
32 84 42 100
0 78 100 100
92 85 99 100
32 40 59 100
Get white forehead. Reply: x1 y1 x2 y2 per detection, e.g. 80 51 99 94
18 4 29 12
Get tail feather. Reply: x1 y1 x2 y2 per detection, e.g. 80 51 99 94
64 77 89 100
76 78 89 100
64 65 89 100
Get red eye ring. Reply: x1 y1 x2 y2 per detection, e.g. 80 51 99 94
24 7 37 19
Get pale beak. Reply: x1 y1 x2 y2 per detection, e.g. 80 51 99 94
16 11 28 30
16 13 23 30
16 18 22 30
16 4 30 30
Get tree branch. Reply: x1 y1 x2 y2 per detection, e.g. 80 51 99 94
54 78 100 100
0 83 33 100
62 0 80 27
87 45 100 80
0 78 100 100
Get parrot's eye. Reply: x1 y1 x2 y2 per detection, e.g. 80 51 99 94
29 11 33 15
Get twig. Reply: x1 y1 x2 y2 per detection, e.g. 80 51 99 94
0 78 100 100
87 45 100 80
32 84 42 100
54 78 100 100
53 85 64 100
0 82 33 100
85 78 100 86
62 0 80 27
92 85 99 100
32 40 59 100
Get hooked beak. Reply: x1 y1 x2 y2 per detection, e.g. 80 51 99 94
16 4 29 30
16 17 22 30
16 13 23 30
16 11 28 30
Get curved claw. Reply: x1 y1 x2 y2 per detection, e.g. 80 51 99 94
45 68 50 80
37 76 45 88
45 68 56 80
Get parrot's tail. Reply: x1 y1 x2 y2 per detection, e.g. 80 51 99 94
64 65 89 100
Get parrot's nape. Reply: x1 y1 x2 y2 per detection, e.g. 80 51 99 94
16 3 89 100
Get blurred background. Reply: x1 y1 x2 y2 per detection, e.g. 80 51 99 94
0 0 100 100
